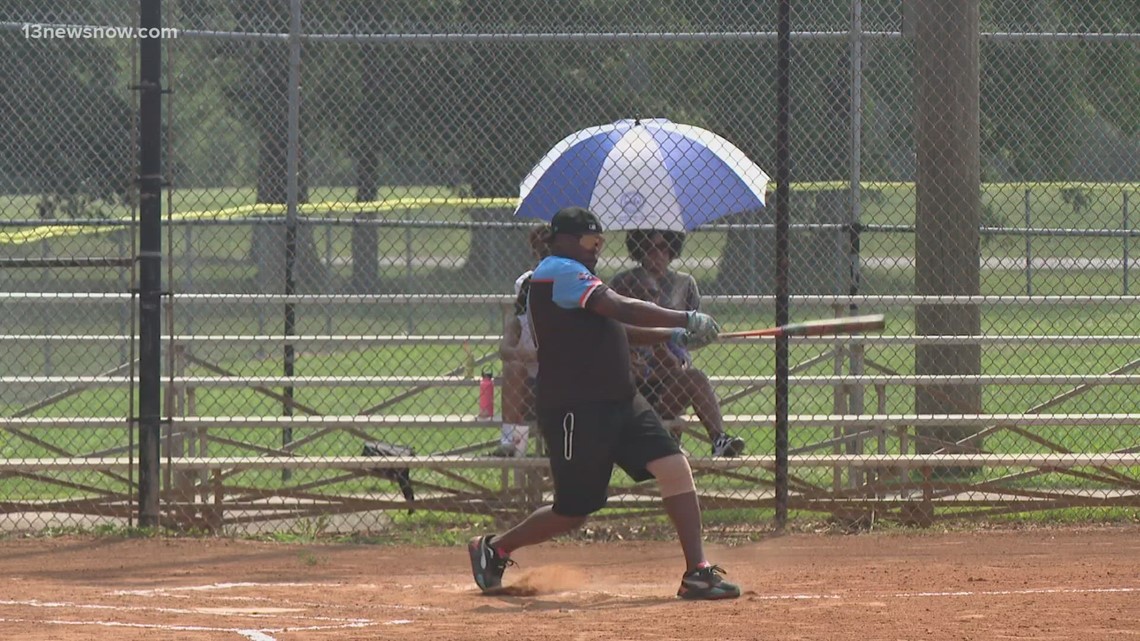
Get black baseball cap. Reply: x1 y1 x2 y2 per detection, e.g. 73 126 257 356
550 206 604 236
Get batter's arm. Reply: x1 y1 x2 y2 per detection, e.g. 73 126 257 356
587 287 688 329
624 326 678 345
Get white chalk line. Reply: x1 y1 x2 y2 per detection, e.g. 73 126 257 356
106 580 443 613
251 598 445 613
111 590 444 613
747 586 1140 601
0 598 368 624
0 616 373 635
572 585 1140 602
236 631 278 641
893 587 1140 599
110 581 340 596
185 589 446 613
1 592 377 641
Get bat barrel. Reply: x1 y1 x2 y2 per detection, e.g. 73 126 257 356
722 314 885 339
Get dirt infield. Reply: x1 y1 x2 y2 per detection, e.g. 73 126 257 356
1 526 1138 640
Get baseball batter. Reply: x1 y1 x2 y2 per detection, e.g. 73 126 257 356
468 207 740 600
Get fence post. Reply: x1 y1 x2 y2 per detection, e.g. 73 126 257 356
40 239 53 376
846 1 866 489
1025 189 1033 296
118 231 130 364
325 221 333 335
137 0 165 528
1124 192 1130 295
405 224 415 334
774 0 792 530
184 223 195 335
281 0 302 480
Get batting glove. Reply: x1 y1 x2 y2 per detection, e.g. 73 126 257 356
685 329 718 350
671 328 718 352
685 311 721 342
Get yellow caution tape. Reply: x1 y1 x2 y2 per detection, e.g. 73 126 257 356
2 185 1134 245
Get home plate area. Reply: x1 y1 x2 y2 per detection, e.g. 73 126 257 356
1 529 1138 640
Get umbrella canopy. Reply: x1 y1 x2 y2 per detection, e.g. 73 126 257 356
515 118 769 231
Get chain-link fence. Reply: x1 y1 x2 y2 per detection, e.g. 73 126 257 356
1 1 1137 536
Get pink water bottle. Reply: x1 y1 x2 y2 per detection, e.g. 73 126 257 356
478 369 495 418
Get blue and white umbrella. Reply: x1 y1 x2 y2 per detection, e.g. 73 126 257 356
515 118 769 231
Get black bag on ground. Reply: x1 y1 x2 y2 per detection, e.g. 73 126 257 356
361 441 415 512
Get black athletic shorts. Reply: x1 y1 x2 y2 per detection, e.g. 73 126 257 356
637 378 677 419
537 394 682 517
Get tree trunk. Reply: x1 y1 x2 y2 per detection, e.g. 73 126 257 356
913 0 983 467
715 50 852 296
350 146 382 294
713 192 851 295
236 1 326 295
466 207 533 283
712 206 776 294
458 2 533 285
349 46 384 294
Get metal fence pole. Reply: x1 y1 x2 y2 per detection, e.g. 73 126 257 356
184 224 194 336
405 225 415 335
282 0 302 478
1025 189 1033 296
774 0 792 530
1124 192 1131 295
40 239 53 376
325 221 333 335
847 0 866 423
118 232 129 364
137 0 165 528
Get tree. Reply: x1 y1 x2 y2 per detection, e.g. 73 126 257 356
316 1 475 293
0 30 133 219
981 35 1077 180
225 0 327 294
347 43 385 294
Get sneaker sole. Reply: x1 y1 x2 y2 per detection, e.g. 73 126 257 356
467 537 494 591
678 587 742 600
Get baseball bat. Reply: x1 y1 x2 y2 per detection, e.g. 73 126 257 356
720 314 885 339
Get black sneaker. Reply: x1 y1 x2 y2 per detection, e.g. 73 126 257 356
712 434 745 457
468 534 514 591
677 564 741 600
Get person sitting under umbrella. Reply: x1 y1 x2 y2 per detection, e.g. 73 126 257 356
612 230 745 458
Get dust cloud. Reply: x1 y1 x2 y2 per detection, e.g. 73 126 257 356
483 564 587 596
